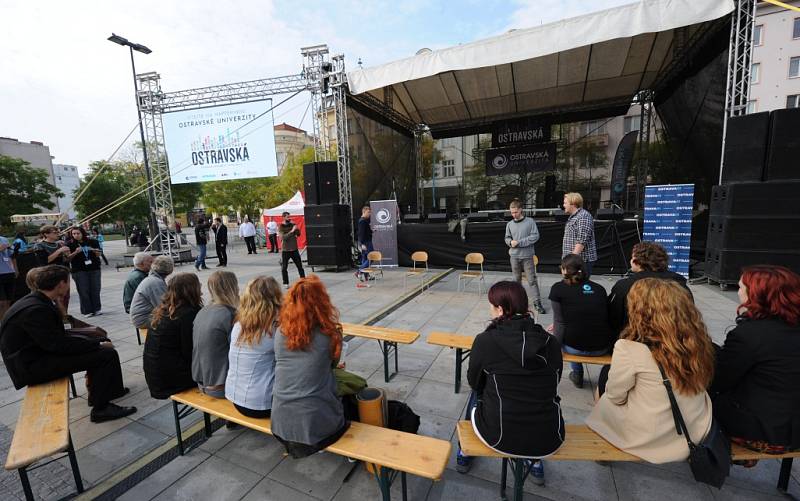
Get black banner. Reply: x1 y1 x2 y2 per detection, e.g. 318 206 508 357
485 142 557 177
492 117 551 147
610 131 638 205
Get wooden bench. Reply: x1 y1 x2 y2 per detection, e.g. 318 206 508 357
342 323 420 382
4 378 84 501
457 420 800 501
427 332 611 393
170 388 450 501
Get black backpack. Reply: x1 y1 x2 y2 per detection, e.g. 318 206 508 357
387 401 420 434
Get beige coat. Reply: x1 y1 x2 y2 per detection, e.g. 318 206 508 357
586 339 712 464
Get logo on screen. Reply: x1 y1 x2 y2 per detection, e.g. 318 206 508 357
376 209 391 224
492 154 508 170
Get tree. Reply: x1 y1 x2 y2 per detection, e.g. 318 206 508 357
172 183 203 215
73 161 150 226
266 147 315 207
0 155 62 229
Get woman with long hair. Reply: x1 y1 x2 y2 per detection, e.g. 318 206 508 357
711 265 800 462
271 275 347 457
225 276 282 417
192 271 239 398
587 278 715 463
143 273 203 399
65 226 103 316
456 281 563 486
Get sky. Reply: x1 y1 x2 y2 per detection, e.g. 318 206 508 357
0 0 635 175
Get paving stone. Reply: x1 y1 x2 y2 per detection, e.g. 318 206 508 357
612 461 715 501
0 400 22 427
331 462 433 501
197 421 246 454
267 451 355 500
241 476 318 501
70 412 135 450
428 468 548 500
152 455 262 501
137 400 204 437
215 429 286 476
365 373 420 402
406 379 469 420
117 447 210 501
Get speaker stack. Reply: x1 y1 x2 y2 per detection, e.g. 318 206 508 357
708 108 800 286
303 162 352 269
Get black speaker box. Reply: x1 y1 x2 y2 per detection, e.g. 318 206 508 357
428 213 447 223
303 163 319 206
721 112 770 184
706 248 800 283
306 224 352 247
710 181 800 216
467 212 489 222
307 245 352 267
707 215 800 251
304 204 350 225
303 162 339 205
765 108 800 181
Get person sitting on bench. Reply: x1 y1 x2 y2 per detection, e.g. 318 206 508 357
547 254 614 389
587 278 714 463
0 265 136 423
271 276 349 458
192 271 239 399
123 252 153 314
129 255 174 329
456 281 564 486
225 276 282 417
143 273 202 399
711 265 800 467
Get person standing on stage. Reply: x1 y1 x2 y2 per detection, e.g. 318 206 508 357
278 211 305 289
239 217 258 255
562 192 597 278
266 219 279 253
194 217 210 271
213 217 228 267
356 206 374 282
505 199 546 314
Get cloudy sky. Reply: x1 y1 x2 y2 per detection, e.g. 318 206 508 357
1 0 634 174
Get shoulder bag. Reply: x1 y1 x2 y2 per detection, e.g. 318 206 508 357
657 364 730 488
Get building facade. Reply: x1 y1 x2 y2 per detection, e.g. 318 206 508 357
748 0 800 112
0 137 60 212
52 164 81 219
274 123 314 173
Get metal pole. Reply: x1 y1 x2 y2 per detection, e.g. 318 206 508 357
129 46 159 247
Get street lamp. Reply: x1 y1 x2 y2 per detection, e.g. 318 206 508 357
107 33 159 248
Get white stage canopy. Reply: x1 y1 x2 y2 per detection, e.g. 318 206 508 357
347 0 734 135
263 191 305 216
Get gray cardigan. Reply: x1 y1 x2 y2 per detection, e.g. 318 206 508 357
129 272 168 328
504 216 540 259
192 304 235 388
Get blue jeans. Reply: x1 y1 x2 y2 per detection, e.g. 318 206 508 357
457 390 480 460
584 260 595 279
359 241 374 271
563 344 609 375
195 244 207 268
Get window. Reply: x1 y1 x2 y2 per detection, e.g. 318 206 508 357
442 159 455 177
623 116 641 134
790 57 800 78
794 18 800 39
788 95 800 108
754 24 763 46
751 63 760 84
746 100 757 114
580 120 607 137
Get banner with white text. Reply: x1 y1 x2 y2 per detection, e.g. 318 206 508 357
643 184 694 278
370 199 399 267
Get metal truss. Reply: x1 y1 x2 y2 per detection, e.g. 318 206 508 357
331 55 353 212
302 45 333 162
634 89 655 210
157 75 307 113
414 127 426 213
719 0 756 183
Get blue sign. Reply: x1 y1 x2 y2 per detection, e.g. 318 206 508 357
643 184 694 278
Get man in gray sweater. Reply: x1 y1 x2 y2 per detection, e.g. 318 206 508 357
505 199 546 314
129 256 174 328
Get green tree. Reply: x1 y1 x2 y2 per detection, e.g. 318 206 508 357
0 155 62 229
73 161 150 225
171 183 203 215
266 147 315 207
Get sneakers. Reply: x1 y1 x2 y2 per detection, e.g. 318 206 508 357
456 450 473 474
527 460 545 486
90 403 137 423
533 300 547 315
569 371 584 389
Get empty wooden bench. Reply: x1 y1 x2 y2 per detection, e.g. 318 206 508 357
4 378 84 501
427 332 611 393
457 420 800 501
170 388 450 501
342 323 420 382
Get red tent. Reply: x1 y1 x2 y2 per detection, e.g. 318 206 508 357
262 191 306 250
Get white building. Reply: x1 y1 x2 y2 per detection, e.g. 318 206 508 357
52 164 81 219
422 135 480 211
274 123 314 174
748 0 800 112
0 137 59 212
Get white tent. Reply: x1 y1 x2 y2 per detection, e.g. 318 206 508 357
262 191 305 216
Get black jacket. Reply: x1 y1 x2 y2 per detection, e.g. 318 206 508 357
214 224 228 245
143 305 200 399
711 317 800 448
194 222 210 245
357 217 372 244
607 270 691 334
0 292 100 389
467 315 564 457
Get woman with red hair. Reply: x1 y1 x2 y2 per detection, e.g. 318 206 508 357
270 275 348 457
711 265 800 462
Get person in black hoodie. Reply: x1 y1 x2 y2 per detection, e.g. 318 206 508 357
456 280 564 486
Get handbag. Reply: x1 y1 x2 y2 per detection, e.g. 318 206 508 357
657 364 731 488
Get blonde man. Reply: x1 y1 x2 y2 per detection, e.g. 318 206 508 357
504 199 546 314
562 192 597 277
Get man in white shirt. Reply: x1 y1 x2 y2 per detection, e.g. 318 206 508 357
239 217 257 255
266 219 279 253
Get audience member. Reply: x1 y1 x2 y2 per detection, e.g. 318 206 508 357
192 271 239 398
278 211 305 289
143 273 203 399
239 217 257 255
0 236 16 318
66 226 103 316
12 231 27 257
225 276 282 416
548 254 614 388
587 278 714 463
0 265 136 422
607 241 691 334
271 276 347 457
91 227 109 265
123 252 153 313
194 217 210 270
456 281 563 485
32 225 71 312
129 255 174 328
711 265 800 463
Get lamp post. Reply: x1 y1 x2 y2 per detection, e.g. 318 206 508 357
107 33 160 248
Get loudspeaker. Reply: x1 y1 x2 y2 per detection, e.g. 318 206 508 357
707 215 800 251
304 204 350 225
706 248 800 283
306 225 352 247
303 162 339 205
543 175 557 207
307 245 352 268
765 108 800 181
710 181 800 216
721 112 770 184
427 213 447 223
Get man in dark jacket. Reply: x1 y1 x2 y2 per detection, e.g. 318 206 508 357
122 252 153 313
194 217 210 271
213 217 228 267
356 205 373 281
278 211 305 288
0 265 136 423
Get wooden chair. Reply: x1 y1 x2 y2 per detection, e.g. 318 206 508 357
404 251 429 291
458 253 485 294
360 250 385 281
